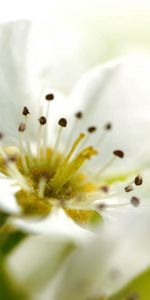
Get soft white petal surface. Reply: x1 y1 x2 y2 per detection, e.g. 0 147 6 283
12 208 94 243
0 20 73 142
0 173 20 213
70 55 150 172
54 209 150 300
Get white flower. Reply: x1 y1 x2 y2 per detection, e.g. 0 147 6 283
0 21 150 239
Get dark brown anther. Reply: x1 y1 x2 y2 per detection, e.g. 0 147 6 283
8 156 17 163
125 184 134 193
105 122 112 130
97 202 107 210
131 196 140 207
45 93 54 101
18 123 26 132
39 116 47 125
100 185 109 193
134 175 143 186
22 106 30 116
113 150 124 158
58 118 67 127
75 111 83 119
87 126 97 133
0 132 3 139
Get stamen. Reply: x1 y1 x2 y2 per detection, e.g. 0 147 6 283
125 175 143 192
96 122 112 147
64 111 83 153
131 196 140 207
62 133 85 166
37 116 47 159
45 93 54 101
75 111 83 119
113 150 124 158
58 118 67 127
134 175 143 186
97 201 130 210
38 176 47 198
18 123 29 173
51 118 67 164
95 149 124 178
87 126 97 133
18 123 26 133
22 106 32 164
39 116 47 125
50 145 97 192
78 126 97 152
100 185 109 193
22 106 30 116
105 122 112 130
43 93 55 156
125 184 134 192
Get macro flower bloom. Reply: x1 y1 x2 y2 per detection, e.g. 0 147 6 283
0 21 150 239
1 20 150 300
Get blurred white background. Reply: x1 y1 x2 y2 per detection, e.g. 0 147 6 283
1 0 150 91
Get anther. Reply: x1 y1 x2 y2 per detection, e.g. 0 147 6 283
18 123 26 132
45 93 54 101
87 126 97 133
96 122 113 147
100 185 109 193
134 175 143 186
22 106 30 116
113 150 124 158
105 122 112 130
125 184 134 192
97 202 107 210
131 196 140 207
39 116 47 125
8 156 17 163
95 149 124 178
75 111 83 119
58 118 67 127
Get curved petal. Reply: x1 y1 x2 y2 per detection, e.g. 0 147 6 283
11 208 94 243
54 208 150 300
0 20 73 143
70 55 150 172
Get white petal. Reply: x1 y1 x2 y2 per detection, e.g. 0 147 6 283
70 55 150 171
12 208 94 243
7 235 75 292
0 21 71 142
54 208 150 300
0 173 20 214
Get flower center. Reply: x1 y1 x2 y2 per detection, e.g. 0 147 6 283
0 93 143 224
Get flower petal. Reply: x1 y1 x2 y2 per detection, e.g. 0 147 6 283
70 55 150 171
54 208 150 300
0 173 20 214
7 235 75 292
0 20 71 142
11 208 94 243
